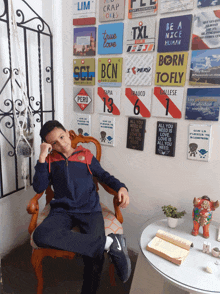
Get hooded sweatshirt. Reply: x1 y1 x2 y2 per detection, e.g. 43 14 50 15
33 145 127 213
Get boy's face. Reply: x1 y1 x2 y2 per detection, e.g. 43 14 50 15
45 127 73 157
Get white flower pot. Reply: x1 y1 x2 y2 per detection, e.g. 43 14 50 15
167 217 179 228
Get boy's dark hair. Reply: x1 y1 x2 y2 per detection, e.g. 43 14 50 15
40 120 66 142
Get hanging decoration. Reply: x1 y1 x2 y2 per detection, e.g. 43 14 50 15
8 0 34 189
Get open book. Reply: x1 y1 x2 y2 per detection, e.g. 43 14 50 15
146 229 193 265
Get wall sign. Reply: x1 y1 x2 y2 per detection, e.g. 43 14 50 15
185 88 220 121
158 15 192 52
152 87 183 118
73 87 93 113
99 115 115 146
189 49 220 86
156 121 177 157
128 0 158 19
192 11 220 50
188 124 212 162
125 54 153 86
155 52 188 86
126 18 156 53
99 0 125 22
73 0 96 25
74 114 92 136
160 0 193 14
125 88 151 117
198 0 220 7
97 87 121 115
73 58 95 85
126 117 146 151
98 58 123 87
98 23 124 54
73 27 96 56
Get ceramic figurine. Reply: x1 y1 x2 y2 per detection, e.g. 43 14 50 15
192 196 219 238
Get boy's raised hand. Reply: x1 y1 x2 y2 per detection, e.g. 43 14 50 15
39 142 52 163
117 187 130 209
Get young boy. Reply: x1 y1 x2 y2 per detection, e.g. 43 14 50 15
32 120 131 294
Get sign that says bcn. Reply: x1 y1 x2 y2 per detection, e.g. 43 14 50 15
155 52 188 86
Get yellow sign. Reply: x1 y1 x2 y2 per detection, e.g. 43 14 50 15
155 52 188 86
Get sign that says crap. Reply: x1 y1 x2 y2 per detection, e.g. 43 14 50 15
155 52 188 87
73 58 95 86
98 58 123 87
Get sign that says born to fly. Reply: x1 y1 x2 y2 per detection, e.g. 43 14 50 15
155 52 188 86
126 18 156 53
128 0 158 19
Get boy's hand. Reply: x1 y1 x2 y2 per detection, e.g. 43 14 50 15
39 143 52 163
117 187 129 209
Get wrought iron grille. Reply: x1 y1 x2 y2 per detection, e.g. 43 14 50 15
0 0 54 198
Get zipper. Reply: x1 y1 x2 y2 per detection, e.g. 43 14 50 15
65 158 68 166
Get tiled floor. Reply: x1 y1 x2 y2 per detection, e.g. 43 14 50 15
2 240 138 294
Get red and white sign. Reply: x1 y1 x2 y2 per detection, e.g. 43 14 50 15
152 87 184 118
74 88 92 111
97 87 121 115
125 88 151 117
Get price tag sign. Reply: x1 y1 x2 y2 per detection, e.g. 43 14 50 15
152 87 183 118
97 87 121 115
125 88 151 117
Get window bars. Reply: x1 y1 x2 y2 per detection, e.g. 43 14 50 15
0 0 55 197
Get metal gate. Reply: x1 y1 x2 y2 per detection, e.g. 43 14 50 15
0 0 54 198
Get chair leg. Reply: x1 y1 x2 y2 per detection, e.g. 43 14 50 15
109 263 116 286
31 249 44 294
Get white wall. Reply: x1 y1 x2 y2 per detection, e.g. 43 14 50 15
62 0 220 253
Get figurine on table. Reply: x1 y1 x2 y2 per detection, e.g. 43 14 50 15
192 196 219 238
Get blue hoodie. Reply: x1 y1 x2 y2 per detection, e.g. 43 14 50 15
33 145 127 213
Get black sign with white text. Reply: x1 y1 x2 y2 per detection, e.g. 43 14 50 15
156 121 177 157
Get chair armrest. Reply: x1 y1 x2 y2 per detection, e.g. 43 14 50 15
98 182 123 224
26 191 44 235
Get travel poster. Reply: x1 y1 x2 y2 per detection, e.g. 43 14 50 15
155 52 188 86
73 87 93 113
73 58 95 86
188 124 212 162
73 27 96 56
98 23 124 54
152 87 184 119
98 58 123 87
97 87 121 115
185 88 220 121
157 15 192 53
125 54 153 86
73 0 96 25
126 18 156 53
124 88 151 117
160 0 194 14
74 114 92 137
99 0 125 22
189 49 220 86
99 115 115 146
128 0 158 19
197 0 220 8
192 11 220 50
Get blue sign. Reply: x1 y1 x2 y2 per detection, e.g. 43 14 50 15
185 88 220 121
198 0 220 7
98 23 124 55
158 14 192 53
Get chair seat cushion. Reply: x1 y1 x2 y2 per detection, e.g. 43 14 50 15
30 203 123 249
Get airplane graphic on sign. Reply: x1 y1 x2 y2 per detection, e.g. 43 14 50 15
152 87 184 118
125 88 151 117
97 87 121 115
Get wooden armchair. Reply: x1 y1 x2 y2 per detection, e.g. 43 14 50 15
26 130 124 294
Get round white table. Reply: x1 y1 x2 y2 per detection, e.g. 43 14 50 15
139 217 220 294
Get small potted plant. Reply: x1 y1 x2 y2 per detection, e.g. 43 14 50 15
162 205 186 228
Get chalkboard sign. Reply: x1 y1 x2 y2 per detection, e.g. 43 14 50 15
126 117 146 151
156 121 177 157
